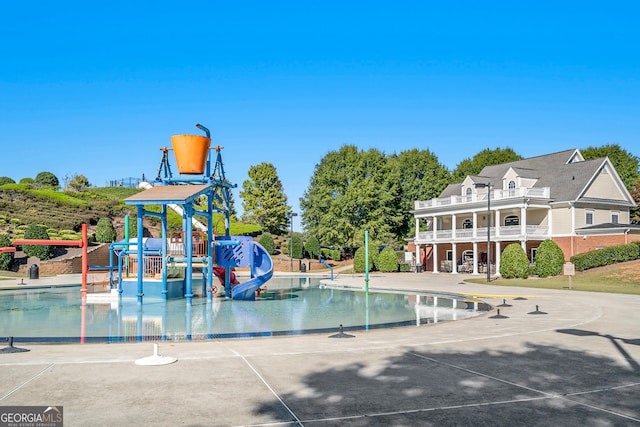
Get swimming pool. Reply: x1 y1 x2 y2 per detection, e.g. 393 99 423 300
0 277 488 343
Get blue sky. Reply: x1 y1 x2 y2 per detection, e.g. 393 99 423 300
1 2 638 230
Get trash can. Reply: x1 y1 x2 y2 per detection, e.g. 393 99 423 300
29 264 39 280
300 262 307 273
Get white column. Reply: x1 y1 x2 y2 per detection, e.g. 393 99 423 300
433 244 439 273
548 208 553 237
415 244 420 271
472 212 478 238
521 240 527 253
452 242 458 274
472 242 479 274
451 214 457 239
521 205 527 237
432 216 437 240
415 217 420 239
495 241 501 277
495 209 501 237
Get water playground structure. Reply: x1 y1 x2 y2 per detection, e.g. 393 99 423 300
104 123 273 303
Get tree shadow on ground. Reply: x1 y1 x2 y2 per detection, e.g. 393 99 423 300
254 337 640 426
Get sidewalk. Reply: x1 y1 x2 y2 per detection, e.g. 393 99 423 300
1 272 639 426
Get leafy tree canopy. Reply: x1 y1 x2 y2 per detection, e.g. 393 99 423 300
67 174 91 192
300 145 403 249
581 144 639 190
240 162 291 235
451 147 522 182
35 171 60 188
0 177 15 186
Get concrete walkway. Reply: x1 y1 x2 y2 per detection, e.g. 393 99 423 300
1 272 639 426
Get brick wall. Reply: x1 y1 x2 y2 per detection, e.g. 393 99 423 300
18 244 111 275
553 234 640 261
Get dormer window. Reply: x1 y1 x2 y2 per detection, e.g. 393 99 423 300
508 180 516 189
465 187 472 201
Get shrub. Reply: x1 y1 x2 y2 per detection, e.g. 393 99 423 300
353 245 378 273
377 246 399 272
35 171 59 188
399 263 411 272
321 248 331 259
534 240 566 277
330 249 341 261
22 225 53 260
258 234 275 255
0 234 14 270
19 177 35 185
95 218 117 243
500 243 529 279
570 243 640 271
287 235 303 259
304 236 321 259
0 176 15 186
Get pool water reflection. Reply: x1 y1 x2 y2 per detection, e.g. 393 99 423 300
0 277 488 343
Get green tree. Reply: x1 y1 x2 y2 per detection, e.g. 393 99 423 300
0 234 14 270
95 218 117 243
240 163 291 235
499 243 529 279
35 171 60 188
67 174 91 192
0 176 15 186
22 225 53 260
304 236 321 259
581 144 640 190
19 177 34 185
451 148 522 182
287 235 303 259
630 179 640 224
534 239 565 277
390 149 451 238
300 145 402 249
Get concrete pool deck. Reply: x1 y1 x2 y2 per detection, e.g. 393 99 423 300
1 272 639 426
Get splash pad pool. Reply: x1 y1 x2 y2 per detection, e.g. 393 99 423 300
0 277 488 343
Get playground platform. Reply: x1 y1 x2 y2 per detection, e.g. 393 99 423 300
1 272 639 426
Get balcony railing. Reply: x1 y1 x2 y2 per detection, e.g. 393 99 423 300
417 225 549 243
415 187 550 210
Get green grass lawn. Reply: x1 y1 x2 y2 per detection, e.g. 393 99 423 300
466 261 640 295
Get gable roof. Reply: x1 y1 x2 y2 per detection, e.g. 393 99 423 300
442 149 634 205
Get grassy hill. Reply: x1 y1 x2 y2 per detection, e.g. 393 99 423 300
0 184 260 241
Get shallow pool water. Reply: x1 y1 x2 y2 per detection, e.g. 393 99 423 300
0 277 488 343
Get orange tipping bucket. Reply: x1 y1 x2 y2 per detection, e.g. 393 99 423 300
171 134 211 174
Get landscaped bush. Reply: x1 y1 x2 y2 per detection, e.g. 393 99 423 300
330 249 341 261
288 235 303 259
304 236 321 259
22 225 53 260
0 234 14 270
399 263 411 272
500 243 530 279
570 243 640 272
321 248 331 259
534 240 566 277
258 233 275 255
353 245 378 273
95 218 117 243
377 246 400 272
35 171 59 188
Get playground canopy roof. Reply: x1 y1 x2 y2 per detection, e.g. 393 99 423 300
124 184 210 206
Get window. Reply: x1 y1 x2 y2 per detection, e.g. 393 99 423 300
504 215 519 226
508 180 516 189
531 248 537 263
462 250 474 262
446 250 453 261
586 210 594 225
612 212 619 224
462 219 473 229
465 187 472 201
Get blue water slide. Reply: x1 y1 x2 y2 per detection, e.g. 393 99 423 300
232 242 273 300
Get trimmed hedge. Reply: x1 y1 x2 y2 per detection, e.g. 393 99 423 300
534 239 565 277
304 236 321 259
399 263 411 272
570 242 640 272
22 225 53 260
0 234 13 270
500 243 529 279
258 234 276 255
353 245 378 273
330 249 341 261
95 218 117 243
377 246 399 272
